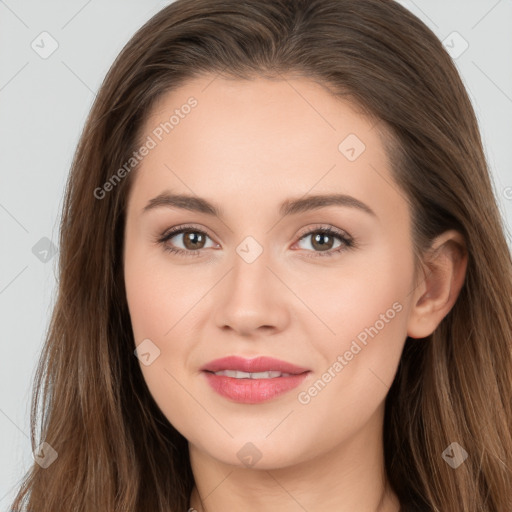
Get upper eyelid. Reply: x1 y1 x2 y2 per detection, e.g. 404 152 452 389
160 224 215 242
296 224 352 240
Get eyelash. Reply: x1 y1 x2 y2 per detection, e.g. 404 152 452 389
156 223 355 259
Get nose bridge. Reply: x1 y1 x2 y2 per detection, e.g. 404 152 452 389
229 234 273 295
213 235 289 333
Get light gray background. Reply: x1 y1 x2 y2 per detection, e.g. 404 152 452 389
1 0 511 508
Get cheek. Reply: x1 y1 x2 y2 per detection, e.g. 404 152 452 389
124 251 201 429
295 242 413 406
124 239 198 343
302 242 413 346
124 268 166 344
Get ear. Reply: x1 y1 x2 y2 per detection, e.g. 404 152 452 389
407 230 468 339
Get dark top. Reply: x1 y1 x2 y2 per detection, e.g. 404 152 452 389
403 503 431 512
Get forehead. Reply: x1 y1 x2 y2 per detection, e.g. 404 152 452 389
129 74 398 217
139 74 380 155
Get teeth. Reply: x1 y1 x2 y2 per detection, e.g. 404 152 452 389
213 370 292 379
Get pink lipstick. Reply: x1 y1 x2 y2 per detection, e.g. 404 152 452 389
201 356 310 404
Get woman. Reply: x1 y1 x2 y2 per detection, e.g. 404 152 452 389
10 0 512 511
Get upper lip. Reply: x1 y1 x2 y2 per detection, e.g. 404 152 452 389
201 356 310 375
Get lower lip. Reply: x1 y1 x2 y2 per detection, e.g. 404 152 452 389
203 371 309 404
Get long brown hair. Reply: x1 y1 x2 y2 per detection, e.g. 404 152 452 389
10 0 512 510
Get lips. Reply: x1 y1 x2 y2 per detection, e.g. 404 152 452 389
201 356 310 404
200 356 309 375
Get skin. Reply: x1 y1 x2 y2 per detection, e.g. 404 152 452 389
123 74 467 512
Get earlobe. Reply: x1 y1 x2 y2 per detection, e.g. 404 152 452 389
407 230 468 339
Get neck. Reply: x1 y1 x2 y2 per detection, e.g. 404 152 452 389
187 404 400 512
190 483 399 512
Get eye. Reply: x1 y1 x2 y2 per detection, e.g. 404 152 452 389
157 224 217 257
294 225 354 258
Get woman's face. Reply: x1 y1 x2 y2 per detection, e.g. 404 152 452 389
123 75 418 469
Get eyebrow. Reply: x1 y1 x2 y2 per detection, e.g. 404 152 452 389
142 191 376 218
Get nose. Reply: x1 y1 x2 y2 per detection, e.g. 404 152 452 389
213 244 291 337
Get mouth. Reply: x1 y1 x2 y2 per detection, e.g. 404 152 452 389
201 356 310 404
207 370 295 379
200 355 309 374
